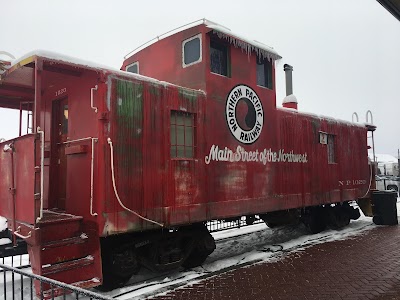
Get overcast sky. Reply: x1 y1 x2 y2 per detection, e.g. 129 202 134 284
1 0 399 156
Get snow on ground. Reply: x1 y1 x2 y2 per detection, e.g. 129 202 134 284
106 206 388 299
0 216 7 231
1 200 400 299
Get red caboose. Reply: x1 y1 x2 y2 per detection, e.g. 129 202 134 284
0 19 375 292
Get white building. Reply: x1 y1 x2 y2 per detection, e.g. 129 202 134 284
369 153 399 176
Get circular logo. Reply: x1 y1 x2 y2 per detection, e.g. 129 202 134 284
225 85 264 144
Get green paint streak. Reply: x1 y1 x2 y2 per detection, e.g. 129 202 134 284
114 79 144 172
116 80 143 121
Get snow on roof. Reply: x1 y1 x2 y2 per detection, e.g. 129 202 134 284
11 50 117 72
278 106 368 129
368 153 398 163
125 19 281 61
7 50 205 95
206 23 282 61
282 94 298 104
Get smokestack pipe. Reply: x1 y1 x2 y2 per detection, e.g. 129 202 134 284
282 64 297 110
284 64 293 96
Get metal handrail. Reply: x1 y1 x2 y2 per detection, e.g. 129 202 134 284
13 226 32 239
0 262 112 299
123 18 226 59
91 138 98 216
91 85 98 113
60 136 94 145
352 112 359 123
366 110 374 124
36 127 45 223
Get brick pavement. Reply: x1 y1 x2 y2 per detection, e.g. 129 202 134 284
153 225 400 300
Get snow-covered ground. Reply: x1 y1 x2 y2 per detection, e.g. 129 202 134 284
1 200 399 299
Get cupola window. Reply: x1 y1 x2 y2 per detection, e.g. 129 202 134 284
182 34 202 67
256 56 273 89
210 40 230 77
126 62 139 74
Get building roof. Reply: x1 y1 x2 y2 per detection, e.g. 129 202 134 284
377 0 400 21
369 153 398 163
124 19 282 61
0 50 204 110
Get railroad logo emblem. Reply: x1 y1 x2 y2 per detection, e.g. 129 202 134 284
225 85 264 144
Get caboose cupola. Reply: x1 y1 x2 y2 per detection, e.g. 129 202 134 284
122 19 282 108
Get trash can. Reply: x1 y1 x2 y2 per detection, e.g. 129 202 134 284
372 190 398 225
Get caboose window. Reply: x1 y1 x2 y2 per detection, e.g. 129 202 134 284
327 135 336 164
210 40 229 77
256 56 273 89
62 104 69 134
126 62 139 74
182 34 202 67
170 111 195 158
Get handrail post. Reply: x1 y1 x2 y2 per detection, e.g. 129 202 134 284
36 127 45 223
352 112 359 123
90 138 98 216
91 85 98 113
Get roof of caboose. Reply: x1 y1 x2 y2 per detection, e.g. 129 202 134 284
124 19 282 62
0 50 204 109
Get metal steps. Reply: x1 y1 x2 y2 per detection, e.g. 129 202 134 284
28 210 102 297
42 277 102 299
42 255 94 276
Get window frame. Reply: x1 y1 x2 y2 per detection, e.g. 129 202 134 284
209 39 230 77
126 61 139 74
327 134 336 164
170 110 196 159
182 34 203 68
256 55 273 89
319 131 336 164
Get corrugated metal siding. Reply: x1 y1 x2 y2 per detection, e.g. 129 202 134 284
111 78 144 212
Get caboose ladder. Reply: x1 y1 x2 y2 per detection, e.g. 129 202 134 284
28 210 102 297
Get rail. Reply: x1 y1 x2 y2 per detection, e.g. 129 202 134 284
123 18 229 60
90 138 98 216
107 138 164 227
36 127 45 223
91 85 98 113
14 226 32 240
124 19 206 59
0 262 112 300
352 112 359 123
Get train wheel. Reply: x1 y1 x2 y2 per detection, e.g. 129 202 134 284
98 240 140 291
246 215 255 225
328 205 351 229
303 207 326 234
182 227 216 269
265 222 277 228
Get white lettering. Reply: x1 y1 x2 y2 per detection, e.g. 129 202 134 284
205 144 308 165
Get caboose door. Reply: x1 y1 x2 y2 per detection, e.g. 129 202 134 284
51 97 68 210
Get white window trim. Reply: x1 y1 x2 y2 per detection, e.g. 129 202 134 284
319 131 328 145
126 61 139 74
182 34 202 68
